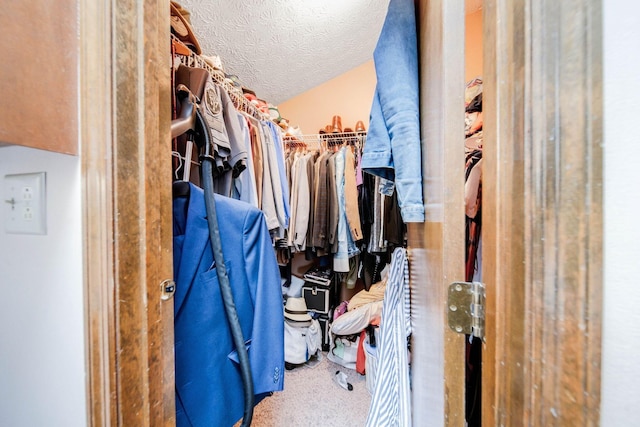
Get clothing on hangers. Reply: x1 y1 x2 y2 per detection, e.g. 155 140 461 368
170 22 293 426
173 183 284 427
366 247 412 427
173 48 294 239
362 0 424 224
464 77 483 427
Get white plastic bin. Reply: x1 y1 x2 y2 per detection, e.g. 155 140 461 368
364 329 379 395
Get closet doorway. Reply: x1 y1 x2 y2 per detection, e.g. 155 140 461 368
80 0 604 426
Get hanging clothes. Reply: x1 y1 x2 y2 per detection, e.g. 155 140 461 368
232 113 258 208
214 84 249 197
173 48 293 240
244 116 264 208
344 146 363 242
266 121 291 229
311 150 331 252
464 76 483 280
289 151 311 250
279 132 405 294
368 176 388 254
260 121 288 235
334 147 350 272
327 151 340 254
173 183 284 427
362 0 424 223
304 150 319 259
170 13 292 427
464 78 483 427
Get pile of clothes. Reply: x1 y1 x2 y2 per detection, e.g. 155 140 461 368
327 265 388 381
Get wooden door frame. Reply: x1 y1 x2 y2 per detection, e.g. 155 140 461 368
411 1 466 426
80 0 174 425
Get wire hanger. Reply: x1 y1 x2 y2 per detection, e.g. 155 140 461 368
171 84 197 139
172 151 184 180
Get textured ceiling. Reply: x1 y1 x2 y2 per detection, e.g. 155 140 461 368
180 0 390 105
179 0 483 106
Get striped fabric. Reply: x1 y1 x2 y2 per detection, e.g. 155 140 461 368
366 247 412 427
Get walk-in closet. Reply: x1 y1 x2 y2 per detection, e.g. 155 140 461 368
169 0 484 425
169 1 402 425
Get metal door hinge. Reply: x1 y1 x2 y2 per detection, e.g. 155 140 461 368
447 281 485 341
161 279 176 301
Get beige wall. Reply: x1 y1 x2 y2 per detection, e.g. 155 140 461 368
0 0 78 154
277 60 377 135
465 9 483 82
277 10 482 135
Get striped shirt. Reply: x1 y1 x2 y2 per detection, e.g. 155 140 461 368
366 247 412 427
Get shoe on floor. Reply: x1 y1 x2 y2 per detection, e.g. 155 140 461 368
333 370 353 391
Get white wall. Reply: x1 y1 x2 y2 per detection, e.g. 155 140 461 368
601 1 640 425
0 146 86 427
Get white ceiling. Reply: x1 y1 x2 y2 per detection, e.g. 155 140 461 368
179 0 482 105
180 0 389 105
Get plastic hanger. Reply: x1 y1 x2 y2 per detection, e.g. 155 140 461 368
171 84 197 139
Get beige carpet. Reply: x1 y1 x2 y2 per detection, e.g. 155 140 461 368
236 352 371 426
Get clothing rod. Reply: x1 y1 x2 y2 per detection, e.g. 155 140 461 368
284 132 367 143
286 131 366 139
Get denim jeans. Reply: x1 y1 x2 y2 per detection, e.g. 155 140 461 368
361 0 424 223
334 148 360 272
265 121 291 228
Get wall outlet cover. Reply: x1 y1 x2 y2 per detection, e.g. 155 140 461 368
4 172 47 235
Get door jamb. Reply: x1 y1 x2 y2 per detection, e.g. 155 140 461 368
81 0 174 425
482 0 603 424
411 1 466 425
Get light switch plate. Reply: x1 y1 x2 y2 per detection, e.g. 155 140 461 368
4 172 47 235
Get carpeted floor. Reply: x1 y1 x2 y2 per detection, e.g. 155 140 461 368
235 352 371 426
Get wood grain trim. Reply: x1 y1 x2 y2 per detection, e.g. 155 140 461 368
81 0 116 424
584 1 604 418
83 0 174 425
412 1 466 425
527 0 603 425
111 0 174 425
481 1 498 425
482 1 528 424
483 0 603 424
142 1 175 425
112 2 151 423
